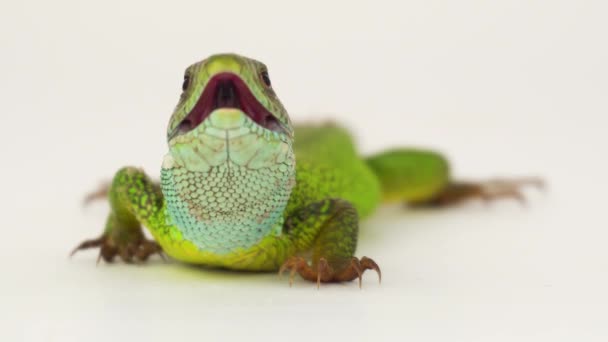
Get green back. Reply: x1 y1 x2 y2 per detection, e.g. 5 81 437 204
286 123 382 219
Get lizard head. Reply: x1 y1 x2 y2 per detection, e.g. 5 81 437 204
163 53 294 172
160 54 296 254
167 53 292 141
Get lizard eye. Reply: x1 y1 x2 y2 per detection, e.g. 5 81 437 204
260 71 271 88
182 74 190 92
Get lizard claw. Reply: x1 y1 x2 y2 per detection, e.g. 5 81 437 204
478 177 545 206
279 256 306 287
359 256 382 285
70 237 104 258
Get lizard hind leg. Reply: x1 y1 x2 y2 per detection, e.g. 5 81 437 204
83 181 111 206
414 177 545 208
72 167 165 263
365 148 544 208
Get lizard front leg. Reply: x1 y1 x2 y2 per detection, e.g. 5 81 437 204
280 199 381 288
72 167 165 263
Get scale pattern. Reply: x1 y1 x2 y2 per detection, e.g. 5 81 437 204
161 110 295 254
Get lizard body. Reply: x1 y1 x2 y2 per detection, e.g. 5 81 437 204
73 53 540 284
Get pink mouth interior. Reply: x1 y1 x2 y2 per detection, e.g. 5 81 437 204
171 72 283 138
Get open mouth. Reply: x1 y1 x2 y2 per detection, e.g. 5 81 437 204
171 72 285 138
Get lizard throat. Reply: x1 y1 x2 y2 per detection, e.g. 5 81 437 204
160 160 295 255
160 120 296 255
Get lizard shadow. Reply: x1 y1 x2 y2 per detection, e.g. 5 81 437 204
154 259 279 285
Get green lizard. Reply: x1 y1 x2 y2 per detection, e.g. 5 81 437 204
72 53 541 286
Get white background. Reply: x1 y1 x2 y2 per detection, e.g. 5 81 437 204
1 0 607 341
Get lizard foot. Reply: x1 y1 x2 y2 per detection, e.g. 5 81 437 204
70 234 165 264
414 177 545 208
279 256 381 289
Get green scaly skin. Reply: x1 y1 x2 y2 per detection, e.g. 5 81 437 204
73 53 539 284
